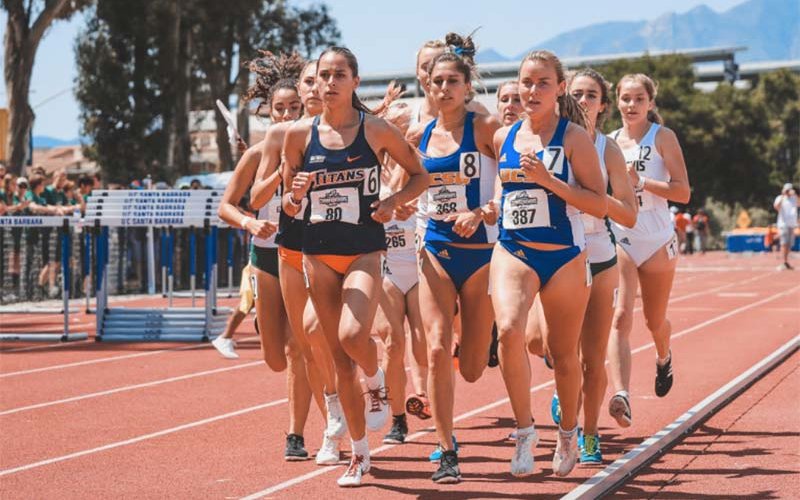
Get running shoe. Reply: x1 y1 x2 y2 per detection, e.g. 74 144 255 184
316 432 341 465
337 454 369 487
488 324 499 368
429 436 459 462
405 393 432 420
383 414 409 444
655 351 673 397
580 433 603 464
325 393 347 439
284 433 309 461
510 426 539 477
431 450 461 484
211 336 238 359
364 368 389 431
552 426 579 477
550 392 561 425
608 392 632 428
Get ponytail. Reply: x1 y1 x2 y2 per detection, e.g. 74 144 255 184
557 93 588 129
647 109 664 125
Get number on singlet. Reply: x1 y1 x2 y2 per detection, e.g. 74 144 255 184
365 166 379 195
325 207 343 221
459 152 481 179
546 147 561 171
637 194 644 207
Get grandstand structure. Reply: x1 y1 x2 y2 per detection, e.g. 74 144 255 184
357 46 800 101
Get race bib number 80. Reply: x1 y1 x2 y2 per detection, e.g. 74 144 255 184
502 189 551 230
309 187 360 224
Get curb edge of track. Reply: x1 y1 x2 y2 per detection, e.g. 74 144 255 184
562 333 800 500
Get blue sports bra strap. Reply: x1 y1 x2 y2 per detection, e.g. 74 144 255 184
463 111 477 150
419 118 437 153
311 115 321 143
553 117 569 145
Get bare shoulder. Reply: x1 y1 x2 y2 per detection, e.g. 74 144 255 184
405 122 427 147
285 118 314 143
655 125 679 146
564 121 593 146
473 111 501 134
493 124 512 151
466 99 491 115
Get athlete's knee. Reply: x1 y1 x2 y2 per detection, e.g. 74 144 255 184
581 357 607 383
644 315 668 335
338 326 368 354
459 362 485 383
496 321 524 346
611 308 633 334
263 348 288 372
384 334 405 363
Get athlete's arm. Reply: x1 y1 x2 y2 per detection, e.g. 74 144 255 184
605 138 638 228
639 126 690 204
250 125 288 210
281 119 314 218
218 146 275 239
526 122 606 218
366 117 429 223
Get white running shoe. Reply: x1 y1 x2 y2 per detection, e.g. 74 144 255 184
211 336 238 359
364 368 389 432
337 454 370 487
552 426 579 477
511 426 539 477
325 393 347 439
315 433 341 466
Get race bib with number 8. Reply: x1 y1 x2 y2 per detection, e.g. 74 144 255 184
502 189 551 230
459 152 481 179
309 187 360 224
427 185 468 221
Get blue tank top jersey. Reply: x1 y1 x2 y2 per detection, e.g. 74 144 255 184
420 112 497 244
498 117 584 247
300 112 385 255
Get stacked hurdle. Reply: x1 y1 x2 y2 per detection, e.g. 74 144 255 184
0 214 89 342
85 190 231 342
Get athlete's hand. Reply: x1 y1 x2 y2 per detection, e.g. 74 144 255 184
370 196 397 223
520 152 552 186
244 219 277 240
481 199 499 226
445 208 483 239
236 138 248 155
393 200 418 221
291 171 313 200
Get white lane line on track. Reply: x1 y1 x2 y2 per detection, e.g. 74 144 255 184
0 398 288 477
238 282 799 499
0 361 263 417
0 335 260 378
0 339 93 353
1 277 794 480
2 273 769 378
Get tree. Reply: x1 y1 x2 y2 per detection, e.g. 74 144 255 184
2 0 89 175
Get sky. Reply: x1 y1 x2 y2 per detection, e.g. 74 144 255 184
1 0 746 140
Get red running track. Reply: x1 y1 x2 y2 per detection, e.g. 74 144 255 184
0 252 797 498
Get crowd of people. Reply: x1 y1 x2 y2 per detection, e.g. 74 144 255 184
210 31 694 489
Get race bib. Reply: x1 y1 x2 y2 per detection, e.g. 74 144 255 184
636 189 655 211
502 189 550 230
459 151 481 179
384 223 414 251
262 194 282 224
427 184 468 221
309 187 359 224
541 147 565 175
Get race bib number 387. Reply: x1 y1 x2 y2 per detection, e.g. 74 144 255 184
309 187 359 224
502 189 550 230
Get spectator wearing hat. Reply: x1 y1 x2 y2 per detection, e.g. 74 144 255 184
692 209 710 254
774 183 799 270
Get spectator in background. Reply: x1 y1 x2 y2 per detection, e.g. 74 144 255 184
682 210 695 255
93 172 102 189
774 183 798 270
672 206 688 253
78 175 94 208
190 179 202 190
692 209 710 254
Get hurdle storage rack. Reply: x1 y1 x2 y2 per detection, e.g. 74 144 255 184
0 214 89 342
85 189 231 342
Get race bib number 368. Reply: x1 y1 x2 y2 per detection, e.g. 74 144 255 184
502 189 551 230
427 185 468 221
309 187 359 224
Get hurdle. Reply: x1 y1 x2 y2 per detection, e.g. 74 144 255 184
86 190 230 342
0 215 89 342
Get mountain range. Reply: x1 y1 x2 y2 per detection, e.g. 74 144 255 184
475 0 800 63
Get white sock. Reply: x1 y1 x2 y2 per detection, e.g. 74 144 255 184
615 390 630 400
324 393 339 404
517 424 536 437
364 367 383 390
559 424 578 436
351 436 369 457
657 351 671 367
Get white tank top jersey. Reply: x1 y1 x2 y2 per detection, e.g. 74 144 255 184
613 123 670 216
582 134 609 235
251 194 281 248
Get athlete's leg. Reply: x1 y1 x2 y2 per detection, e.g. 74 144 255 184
608 248 639 394
252 267 289 372
638 244 677 360
525 295 547 358
456 263 495 383
491 244 537 429
539 252 591 433
405 284 428 396
418 248 458 451
580 265 618 435
375 278 408 416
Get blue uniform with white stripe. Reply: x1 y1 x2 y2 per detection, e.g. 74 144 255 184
420 112 497 290
497 118 586 287
301 112 385 255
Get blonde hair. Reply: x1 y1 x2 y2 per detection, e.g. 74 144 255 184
519 50 587 128
616 73 664 125
415 39 446 68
